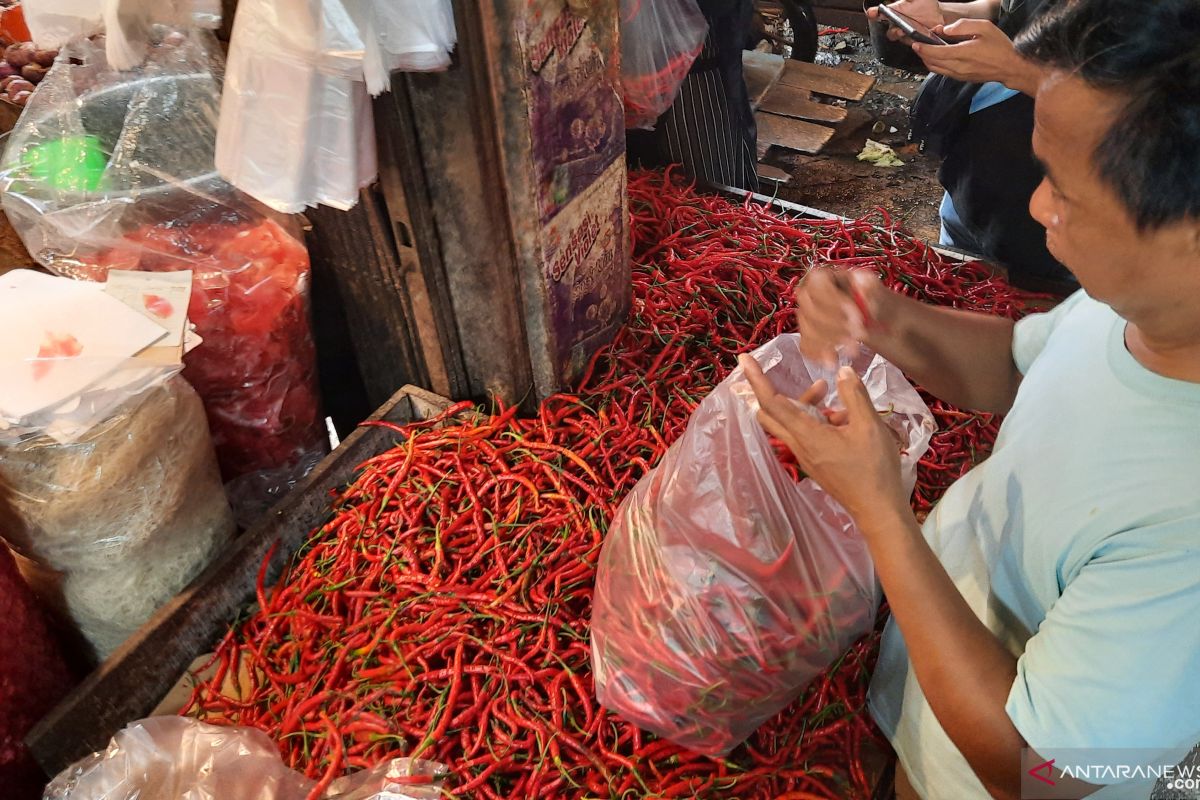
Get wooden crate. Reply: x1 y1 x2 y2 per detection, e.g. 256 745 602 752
26 385 453 776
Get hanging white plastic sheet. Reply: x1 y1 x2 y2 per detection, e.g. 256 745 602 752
215 0 377 214
357 0 457 93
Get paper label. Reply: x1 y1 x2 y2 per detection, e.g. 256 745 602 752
104 270 193 364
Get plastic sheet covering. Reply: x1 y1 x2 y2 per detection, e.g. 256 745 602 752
591 334 935 754
619 0 708 129
45 716 449 800
0 31 328 518
0 377 234 660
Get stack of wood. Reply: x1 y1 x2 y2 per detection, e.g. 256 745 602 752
743 50 876 160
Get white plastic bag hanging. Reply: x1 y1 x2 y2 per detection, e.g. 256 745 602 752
216 0 377 213
591 334 935 755
356 0 456 94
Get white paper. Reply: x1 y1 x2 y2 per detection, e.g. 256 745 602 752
0 270 169 419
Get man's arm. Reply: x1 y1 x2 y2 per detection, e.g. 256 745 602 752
915 19 1048 95
739 363 1103 800
873 0 1044 94
796 271 1023 414
860 503 1026 798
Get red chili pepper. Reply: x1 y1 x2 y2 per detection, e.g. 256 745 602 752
183 168 1049 800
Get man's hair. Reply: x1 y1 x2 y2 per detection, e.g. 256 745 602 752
1015 0 1200 230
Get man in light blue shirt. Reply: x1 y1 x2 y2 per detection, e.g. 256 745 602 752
741 0 1200 796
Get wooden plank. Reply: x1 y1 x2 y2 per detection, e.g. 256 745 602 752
0 207 37 276
374 83 470 401
778 59 876 101
26 386 453 776
814 7 871 35
742 50 786 109
759 82 848 124
755 111 836 155
401 15 534 406
307 197 430 410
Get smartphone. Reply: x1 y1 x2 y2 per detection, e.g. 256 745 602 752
876 5 949 45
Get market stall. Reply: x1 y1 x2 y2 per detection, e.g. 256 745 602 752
25 170 1048 799
0 1 1057 798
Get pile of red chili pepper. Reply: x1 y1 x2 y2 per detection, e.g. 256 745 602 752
184 168 1051 799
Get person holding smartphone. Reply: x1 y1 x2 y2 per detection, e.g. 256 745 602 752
743 1 1200 797
868 0 1076 297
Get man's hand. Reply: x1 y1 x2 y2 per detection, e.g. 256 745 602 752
794 268 885 368
914 19 1043 94
739 356 909 531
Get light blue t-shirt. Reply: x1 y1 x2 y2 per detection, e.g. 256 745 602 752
869 291 1200 799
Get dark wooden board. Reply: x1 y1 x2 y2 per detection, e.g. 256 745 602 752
759 82 849 124
0 98 23 134
755 111 837 155
779 59 876 101
26 386 452 776
373 83 470 401
813 7 872 35
399 7 533 406
307 197 430 410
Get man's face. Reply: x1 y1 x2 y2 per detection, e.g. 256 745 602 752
1029 71 1200 322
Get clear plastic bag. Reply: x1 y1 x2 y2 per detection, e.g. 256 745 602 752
619 0 708 129
591 334 935 755
0 31 328 515
0 377 235 661
44 716 449 800
103 0 222 70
